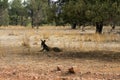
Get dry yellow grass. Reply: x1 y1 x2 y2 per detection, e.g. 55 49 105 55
0 26 120 80
0 25 119 52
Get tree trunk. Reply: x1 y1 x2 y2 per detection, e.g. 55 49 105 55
48 0 50 6
96 22 103 34
81 24 85 31
30 9 34 28
15 16 18 25
71 23 77 29
15 11 18 25
31 17 34 28
36 26 39 29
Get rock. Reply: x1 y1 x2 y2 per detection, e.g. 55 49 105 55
85 71 91 75
57 66 61 71
57 65 63 71
61 77 69 80
68 67 75 74
12 72 16 75
67 66 80 74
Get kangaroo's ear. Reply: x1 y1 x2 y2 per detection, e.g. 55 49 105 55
44 40 46 42
41 39 43 42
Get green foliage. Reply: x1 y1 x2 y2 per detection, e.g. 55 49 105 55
9 0 30 26
2 9 9 26
47 3 62 25
0 0 119 27
59 0 120 25
57 0 87 25
26 0 48 26
0 0 9 26
0 0 8 9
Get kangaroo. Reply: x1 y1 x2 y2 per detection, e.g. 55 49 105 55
40 39 62 52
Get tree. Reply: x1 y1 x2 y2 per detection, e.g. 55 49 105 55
62 0 87 29
9 0 28 26
26 0 48 28
85 0 120 34
47 0 87 28
55 0 120 33
0 0 9 26
47 1 62 25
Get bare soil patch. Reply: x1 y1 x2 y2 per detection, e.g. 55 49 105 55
0 49 120 80
0 26 120 80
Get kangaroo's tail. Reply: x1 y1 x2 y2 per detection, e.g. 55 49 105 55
52 47 62 52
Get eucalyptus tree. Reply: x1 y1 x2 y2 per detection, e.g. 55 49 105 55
85 0 120 34
61 0 87 29
0 0 9 26
9 0 28 26
48 0 88 29
26 0 48 28
47 0 64 25
52 0 120 33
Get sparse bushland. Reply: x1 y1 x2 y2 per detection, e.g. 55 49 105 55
0 26 120 51
0 26 119 80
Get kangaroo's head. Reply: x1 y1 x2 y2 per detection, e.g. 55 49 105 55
41 39 46 47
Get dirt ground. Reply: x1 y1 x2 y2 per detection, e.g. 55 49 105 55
0 26 120 80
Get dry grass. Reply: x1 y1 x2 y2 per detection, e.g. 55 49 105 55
0 25 119 51
0 26 120 80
